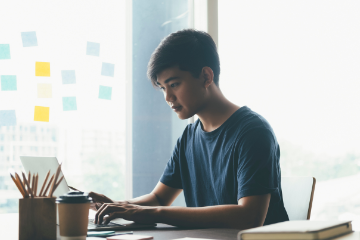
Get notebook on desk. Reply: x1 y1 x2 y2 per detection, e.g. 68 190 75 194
20 156 157 231
237 220 352 240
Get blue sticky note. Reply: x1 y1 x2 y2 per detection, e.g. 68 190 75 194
1 75 17 91
0 110 16 127
21 31 38 47
0 44 10 59
101 62 115 77
86 41 100 56
62 97 77 111
61 70 76 84
99 85 112 100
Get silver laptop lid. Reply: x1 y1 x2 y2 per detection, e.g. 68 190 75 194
19 156 69 197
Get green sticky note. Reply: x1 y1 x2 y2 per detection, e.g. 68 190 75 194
1 75 17 91
87 231 115 237
99 85 112 100
62 97 77 111
0 44 11 59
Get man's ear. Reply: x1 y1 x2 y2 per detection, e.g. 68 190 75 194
202 67 214 88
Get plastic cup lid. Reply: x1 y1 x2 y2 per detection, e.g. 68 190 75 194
56 191 93 203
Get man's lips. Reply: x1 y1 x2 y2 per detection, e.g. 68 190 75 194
171 106 182 111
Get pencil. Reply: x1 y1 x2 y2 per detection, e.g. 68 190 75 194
42 174 54 197
28 171 31 189
39 170 50 197
22 172 33 197
34 174 38 197
15 173 28 197
49 163 62 197
31 174 35 198
10 173 25 198
52 176 64 193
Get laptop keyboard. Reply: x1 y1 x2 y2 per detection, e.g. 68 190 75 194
88 219 124 229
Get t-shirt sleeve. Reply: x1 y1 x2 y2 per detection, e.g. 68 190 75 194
237 129 280 200
159 137 183 189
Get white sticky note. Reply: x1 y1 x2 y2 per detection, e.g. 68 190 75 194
37 83 52 98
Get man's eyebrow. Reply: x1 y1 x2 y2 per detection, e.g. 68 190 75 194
156 77 179 86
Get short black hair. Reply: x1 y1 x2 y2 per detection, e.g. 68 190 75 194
147 29 220 88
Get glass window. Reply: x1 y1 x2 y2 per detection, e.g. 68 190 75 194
0 0 126 213
132 0 189 206
219 0 360 226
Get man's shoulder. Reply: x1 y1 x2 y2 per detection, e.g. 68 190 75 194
225 106 274 135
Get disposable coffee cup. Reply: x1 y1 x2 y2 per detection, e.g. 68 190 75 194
56 192 92 240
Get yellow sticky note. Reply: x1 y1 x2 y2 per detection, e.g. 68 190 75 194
37 83 52 98
34 106 50 122
35 62 50 76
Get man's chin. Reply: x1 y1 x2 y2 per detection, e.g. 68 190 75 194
176 111 195 120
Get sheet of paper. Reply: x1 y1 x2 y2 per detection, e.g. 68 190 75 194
62 97 77 111
35 61 50 76
0 110 16 127
37 83 52 98
34 106 50 122
0 44 11 59
61 70 76 84
1 75 17 91
86 41 100 56
99 85 112 100
101 62 115 77
21 31 38 47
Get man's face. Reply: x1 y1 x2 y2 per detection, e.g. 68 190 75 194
156 66 207 120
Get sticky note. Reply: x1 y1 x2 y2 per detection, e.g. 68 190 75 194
62 97 77 111
99 85 112 100
1 75 17 91
35 62 50 77
21 31 38 47
34 106 50 122
86 41 100 56
0 110 16 127
61 70 76 84
0 44 10 59
101 62 115 77
37 83 52 98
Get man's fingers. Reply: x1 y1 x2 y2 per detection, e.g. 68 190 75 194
94 204 107 224
97 204 119 225
103 212 121 225
97 203 123 224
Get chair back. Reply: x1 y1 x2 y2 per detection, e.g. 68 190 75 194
281 177 316 220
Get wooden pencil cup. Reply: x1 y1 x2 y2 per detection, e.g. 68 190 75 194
19 197 56 240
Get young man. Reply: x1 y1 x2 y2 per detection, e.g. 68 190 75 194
91 29 289 229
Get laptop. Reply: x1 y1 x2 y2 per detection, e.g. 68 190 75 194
20 156 157 231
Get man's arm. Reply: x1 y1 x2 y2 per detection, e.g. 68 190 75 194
153 193 270 229
96 182 271 229
123 181 183 206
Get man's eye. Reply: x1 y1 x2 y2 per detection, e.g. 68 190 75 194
170 83 179 88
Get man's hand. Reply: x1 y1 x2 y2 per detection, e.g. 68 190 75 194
94 202 158 225
88 191 115 211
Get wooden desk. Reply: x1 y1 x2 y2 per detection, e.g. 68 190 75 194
1 213 359 240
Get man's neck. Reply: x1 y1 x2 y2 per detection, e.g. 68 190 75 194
196 87 241 132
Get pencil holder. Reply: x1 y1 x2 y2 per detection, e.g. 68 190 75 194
19 197 56 240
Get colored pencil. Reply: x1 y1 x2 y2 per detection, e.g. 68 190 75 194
22 172 33 197
39 170 50 197
10 173 25 198
49 163 62 197
15 173 28 197
42 175 54 197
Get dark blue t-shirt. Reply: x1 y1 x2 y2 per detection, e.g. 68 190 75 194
160 106 289 225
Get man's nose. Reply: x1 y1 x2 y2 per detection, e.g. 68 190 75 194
164 89 176 103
